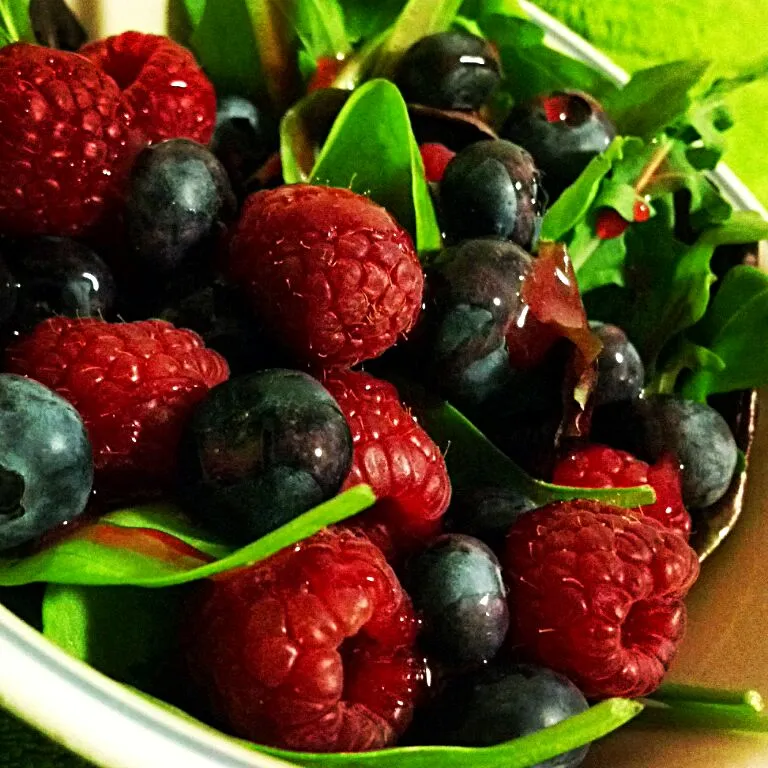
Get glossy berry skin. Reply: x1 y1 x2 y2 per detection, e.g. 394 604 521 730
182 528 424 752
211 96 276 198
125 139 236 272
394 32 501 112
446 486 538 540
440 140 546 250
324 371 451 560
593 396 738 509
0 43 142 239
0 374 93 551
406 534 508 666
228 185 424 369
502 91 616 200
553 443 691 537
6 318 229 502
504 501 699 698
179 370 353 543
419 143 456 183
590 322 644 406
80 32 216 145
2 237 115 335
425 663 588 764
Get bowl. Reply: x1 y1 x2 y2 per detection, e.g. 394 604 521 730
1 2 767 767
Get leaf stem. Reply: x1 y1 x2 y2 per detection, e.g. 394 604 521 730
638 700 768 733
0 0 20 43
652 683 764 712
634 139 673 194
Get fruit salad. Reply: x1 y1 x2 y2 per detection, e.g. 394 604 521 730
2 0 768 766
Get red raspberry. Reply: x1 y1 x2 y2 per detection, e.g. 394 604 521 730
0 43 142 239
80 32 216 145
419 143 456 183
324 371 451 560
504 501 700 699
552 443 691 537
228 185 424 369
181 528 424 752
5 317 229 501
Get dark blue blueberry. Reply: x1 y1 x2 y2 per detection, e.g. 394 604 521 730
446 486 538 540
593 395 738 509
2 236 115 336
502 91 616 201
0 374 93 551
125 139 237 273
211 96 276 199
394 32 502 112
427 662 589 765
439 140 546 250
590 321 644 406
406 534 508 666
179 370 353 543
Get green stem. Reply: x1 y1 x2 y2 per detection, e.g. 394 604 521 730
638 701 768 733
652 684 764 712
0 0 20 42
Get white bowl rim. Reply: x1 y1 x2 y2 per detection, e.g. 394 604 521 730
1 4 766 768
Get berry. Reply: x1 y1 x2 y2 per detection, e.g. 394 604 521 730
323 370 451 560
406 534 508 666
394 32 501 112
419 142 456 183
592 396 738 509
0 43 141 239
2 236 116 336
590 322 644 406
210 96 276 199
179 370 353 543
552 444 691 537
502 91 616 201
595 209 629 240
0 374 93 551
307 56 346 92
181 528 423 752
6 317 229 502
422 663 588 763
124 139 236 272
504 501 700 698
228 185 424 369
446 486 538 541
80 31 216 145
440 140 546 250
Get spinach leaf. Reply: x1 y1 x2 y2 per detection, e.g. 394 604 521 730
310 79 441 253
294 0 350 60
180 0 206 28
0 0 35 45
337 0 402 42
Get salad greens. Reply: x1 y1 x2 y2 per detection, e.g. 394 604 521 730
0 0 34 45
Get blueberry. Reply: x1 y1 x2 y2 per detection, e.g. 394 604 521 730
211 96 276 199
590 322 644 406
446 486 538 541
427 662 589 764
440 140 546 249
593 395 738 509
502 91 616 200
2 237 115 335
178 370 353 543
125 139 237 273
406 534 509 666
394 32 502 112
0 374 93 551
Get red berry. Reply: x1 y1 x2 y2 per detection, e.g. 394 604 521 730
595 208 629 240
633 199 651 222
504 501 699 699
228 185 424 369
5 317 229 502
419 143 456 183
0 43 143 239
323 370 451 560
552 443 691 537
181 528 424 752
80 32 216 145
307 56 345 92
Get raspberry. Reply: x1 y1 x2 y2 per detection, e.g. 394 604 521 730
228 185 424 369
80 32 216 145
419 143 456 183
181 528 424 752
504 501 700 699
6 317 229 501
324 371 451 560
0 43 142 239
552 443 691 537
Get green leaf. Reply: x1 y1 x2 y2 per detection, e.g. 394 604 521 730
337 0 402 42
647 338 725 397
181 0 206 27
603 60 711 138
294 0 350 60
696 210 768 246
0 0 35 44
0 485 376 587
574 229 627 294
310 79 441 253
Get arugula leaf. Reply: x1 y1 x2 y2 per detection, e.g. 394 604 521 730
574 227 627 294
0 0 35 45
310 79 441 253
0 485 375 587
648 338 725 397
696 210 768 246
